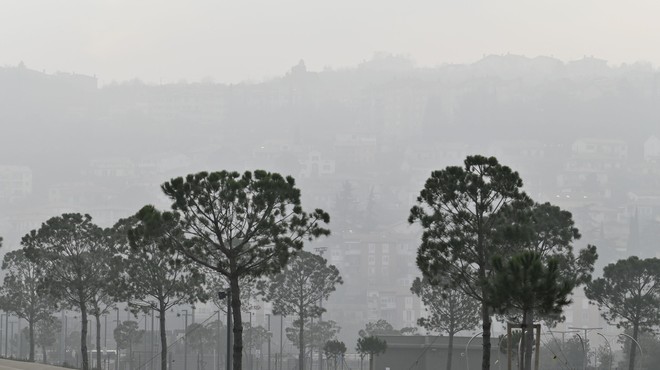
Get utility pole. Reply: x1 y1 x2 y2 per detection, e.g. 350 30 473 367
115 308 120 370
0 312 4 357
279 315 283 370
180 309 190 370
315 246 327 370
216 311 221 370
4 314 7 359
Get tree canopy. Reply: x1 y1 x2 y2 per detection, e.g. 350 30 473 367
153 170 330 370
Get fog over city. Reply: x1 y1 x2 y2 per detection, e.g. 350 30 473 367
2 2 660 370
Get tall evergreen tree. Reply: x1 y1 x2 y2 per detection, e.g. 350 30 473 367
409 155 527 370
23 214 107 370
151 170 329 370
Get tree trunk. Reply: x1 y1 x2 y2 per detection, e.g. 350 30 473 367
298 316 305 370
42 345 47 363
159 305 168 370
81 304 90 370
96 314 102 370
629 323 639 370
447 332 454 370
368 354 373 370
481 303 491 370
29 319 35 361
229 276 243 370
523 311 534 370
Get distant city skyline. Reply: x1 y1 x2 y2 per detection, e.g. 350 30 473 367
4 0 660 84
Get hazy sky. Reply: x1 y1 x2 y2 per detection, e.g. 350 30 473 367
3 0 660 84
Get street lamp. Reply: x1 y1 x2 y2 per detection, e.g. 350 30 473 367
265 314 271 370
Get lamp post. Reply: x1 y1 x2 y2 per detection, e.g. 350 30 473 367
151 311 154 370
4 314 8 358
596 333 612 370
17 317 21 359
266 314 271 370
104 313 108 370
9 321 16 358
217 291 231 370
619 333 643 370
0 313 5 357
465 332 484 370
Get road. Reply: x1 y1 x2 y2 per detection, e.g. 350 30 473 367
0 359 70 370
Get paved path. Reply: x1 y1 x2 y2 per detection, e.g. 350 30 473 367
0 359 70 370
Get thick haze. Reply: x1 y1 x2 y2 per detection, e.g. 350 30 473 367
4 0 660 83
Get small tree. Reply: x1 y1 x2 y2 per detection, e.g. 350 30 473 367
23 214 107 370
262 250 342 370
323 340 346 370
411 277 480 370
243 323 272 368
286 319 340 365
356 336 386 370
0 249 57 361
114 320 144 370
35 316 61 363
358 320 400 337
154 170 330 370
487 251 575 370
585 256 660 370
114 210 208 370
